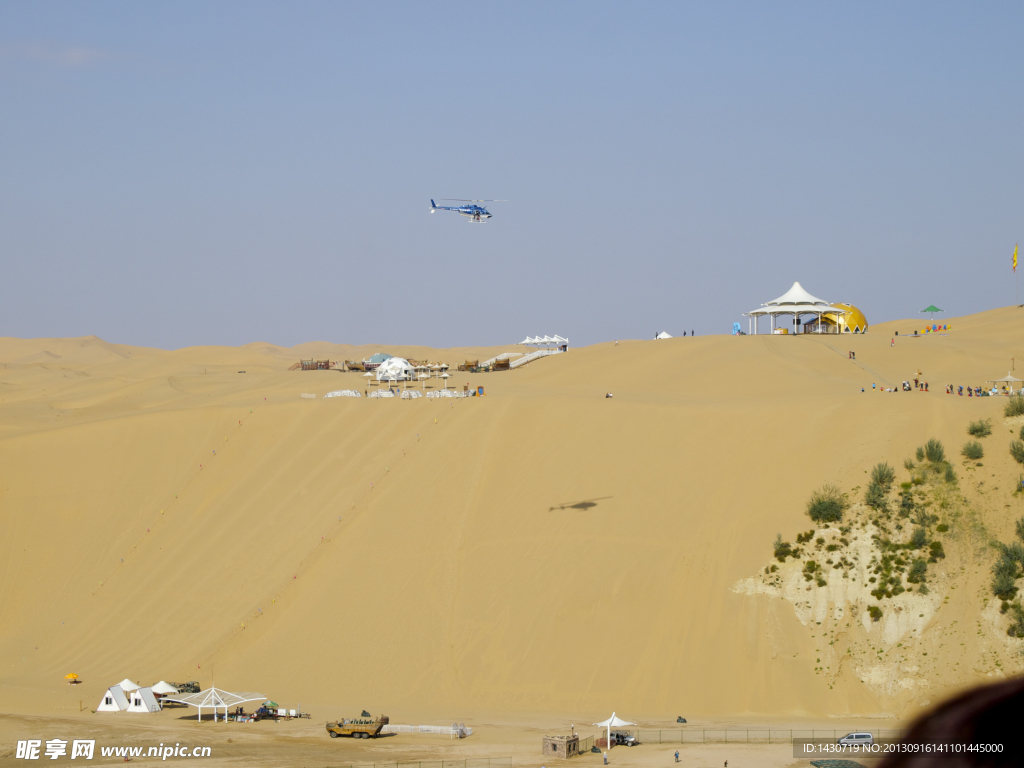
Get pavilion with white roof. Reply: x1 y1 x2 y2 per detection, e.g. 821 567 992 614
519 335 568 348
744 281 847 335
164 686 266 722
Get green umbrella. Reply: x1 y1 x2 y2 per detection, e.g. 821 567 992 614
264 700 278 707
921 305 943 323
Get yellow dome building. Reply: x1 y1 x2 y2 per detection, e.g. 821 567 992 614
820 303 869 333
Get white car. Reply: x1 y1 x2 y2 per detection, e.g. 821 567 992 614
837 732 873 747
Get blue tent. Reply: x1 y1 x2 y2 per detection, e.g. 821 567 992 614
366 353 393 364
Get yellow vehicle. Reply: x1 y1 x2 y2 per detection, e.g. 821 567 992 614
326 715 389 739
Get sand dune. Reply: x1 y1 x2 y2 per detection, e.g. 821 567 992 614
2 307 1023 726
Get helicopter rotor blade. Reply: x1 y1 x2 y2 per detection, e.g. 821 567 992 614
441 199 507 203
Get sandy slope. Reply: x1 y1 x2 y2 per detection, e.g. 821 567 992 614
1 308 1023 729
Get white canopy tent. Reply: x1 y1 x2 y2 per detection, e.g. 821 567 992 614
518 335 569 347
766 281 828 306
164 687 266 722
116 678 140 693
743 282 846 335
151 681 179 695
376 357 415 383
655 331 672 339
593 712 634 749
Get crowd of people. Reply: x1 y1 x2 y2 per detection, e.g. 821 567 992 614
945 384 1012 397
865 380 930 393
862 377 1018 397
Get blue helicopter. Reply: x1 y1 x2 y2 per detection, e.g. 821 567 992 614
430 199 505 223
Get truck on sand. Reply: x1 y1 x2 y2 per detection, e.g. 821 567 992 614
610 730 638 746
326 715 389 739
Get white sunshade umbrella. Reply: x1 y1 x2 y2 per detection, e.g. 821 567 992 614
439 372 451 390
116 678 140 693
593 712 635 750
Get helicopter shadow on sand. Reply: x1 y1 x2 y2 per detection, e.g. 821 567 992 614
548 496 612 512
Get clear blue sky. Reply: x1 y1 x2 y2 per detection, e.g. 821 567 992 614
1 2 1021 348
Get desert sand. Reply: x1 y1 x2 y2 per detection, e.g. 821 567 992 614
2 308 1023 765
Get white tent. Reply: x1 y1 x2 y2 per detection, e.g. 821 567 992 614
764 281 829 306
518 335 569 347
151 681 178 695
655 331 672 339
164 686 266 722
116 678 140 693
593 712 634 749
126 687 161 713
743 281 846 335
97 685 129 712
376 357 415 382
